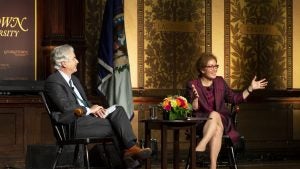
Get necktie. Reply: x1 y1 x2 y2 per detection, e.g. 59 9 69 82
69 79 88 107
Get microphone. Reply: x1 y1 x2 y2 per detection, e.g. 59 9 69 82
69 80 74 90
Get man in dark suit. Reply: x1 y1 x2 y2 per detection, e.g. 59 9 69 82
44 44 151 168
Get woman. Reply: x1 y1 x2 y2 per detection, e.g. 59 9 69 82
186 53 267 169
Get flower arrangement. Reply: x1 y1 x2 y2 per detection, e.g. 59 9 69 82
161 95 192 120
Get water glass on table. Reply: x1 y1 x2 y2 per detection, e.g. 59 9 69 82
149 106 158 120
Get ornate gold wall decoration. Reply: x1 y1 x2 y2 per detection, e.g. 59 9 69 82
137 0 211 96
224 0 293 90
84 0 106 95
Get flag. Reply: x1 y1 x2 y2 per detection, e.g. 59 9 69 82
98 0 133 119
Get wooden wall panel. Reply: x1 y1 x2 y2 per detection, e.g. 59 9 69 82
0 96 55 169
40 112 55 144
67 0 85 39
43 0 66 38
238 103 289 140
0 108 24 156
293 109 300 140
40 0 86 83
42 0 85 44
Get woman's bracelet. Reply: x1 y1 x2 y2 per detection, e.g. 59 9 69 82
246 87 252 93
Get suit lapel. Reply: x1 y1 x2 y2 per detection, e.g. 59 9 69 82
71 76 88 101
55 71 70 88
54 71 77 98
55 71 87 102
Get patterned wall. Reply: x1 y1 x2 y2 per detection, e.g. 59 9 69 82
85 0 293 95
84 0 106 95
224 0 293 90
137 0 211 96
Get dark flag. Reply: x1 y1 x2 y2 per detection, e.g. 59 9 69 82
98 0 133 119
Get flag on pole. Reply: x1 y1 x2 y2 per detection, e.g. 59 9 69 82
98 0 134 119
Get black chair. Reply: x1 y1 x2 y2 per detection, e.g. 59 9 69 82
39 91 114 169
185 104 245 169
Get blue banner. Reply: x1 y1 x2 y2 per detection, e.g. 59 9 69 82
98 0 134 119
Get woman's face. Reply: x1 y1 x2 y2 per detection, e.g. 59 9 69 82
201 59 219 80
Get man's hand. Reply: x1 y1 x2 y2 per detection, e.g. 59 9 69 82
90 105 106 118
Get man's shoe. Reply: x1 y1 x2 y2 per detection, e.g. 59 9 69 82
124 145 152 160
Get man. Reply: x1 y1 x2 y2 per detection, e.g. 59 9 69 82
44 44 151 168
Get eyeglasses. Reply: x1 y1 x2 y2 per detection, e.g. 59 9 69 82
205 65 219 70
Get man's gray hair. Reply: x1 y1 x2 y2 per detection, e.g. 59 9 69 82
51 44 74 70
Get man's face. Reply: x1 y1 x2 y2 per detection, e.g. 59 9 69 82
62 50 79 75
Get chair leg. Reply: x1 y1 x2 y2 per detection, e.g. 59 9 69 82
73 144 81 166
84 144 90 169
53 146 63 169
103 142 112 169
185 146 191 169
228 146 237 169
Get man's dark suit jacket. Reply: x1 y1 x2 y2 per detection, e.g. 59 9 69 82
44 71 133 168
44 71 91 124
45 70 137 147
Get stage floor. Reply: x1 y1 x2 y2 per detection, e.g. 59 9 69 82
149 160 300 169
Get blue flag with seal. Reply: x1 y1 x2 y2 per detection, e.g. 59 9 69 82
98 0 133 119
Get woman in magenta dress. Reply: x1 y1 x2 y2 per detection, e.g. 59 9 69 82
186 53 268 169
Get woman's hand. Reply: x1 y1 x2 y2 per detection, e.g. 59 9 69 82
248 76 268 92
192 84 199 98
191 84 199 110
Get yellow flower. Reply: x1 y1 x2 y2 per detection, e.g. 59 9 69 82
170 99 177 107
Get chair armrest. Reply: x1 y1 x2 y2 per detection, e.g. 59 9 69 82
74 107 85 117
231 104 240 127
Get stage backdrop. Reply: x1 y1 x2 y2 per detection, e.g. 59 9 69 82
137 0 212 96
224 0 293 90
0 0 36 80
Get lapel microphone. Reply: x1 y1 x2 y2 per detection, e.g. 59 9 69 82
69 79 75 90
